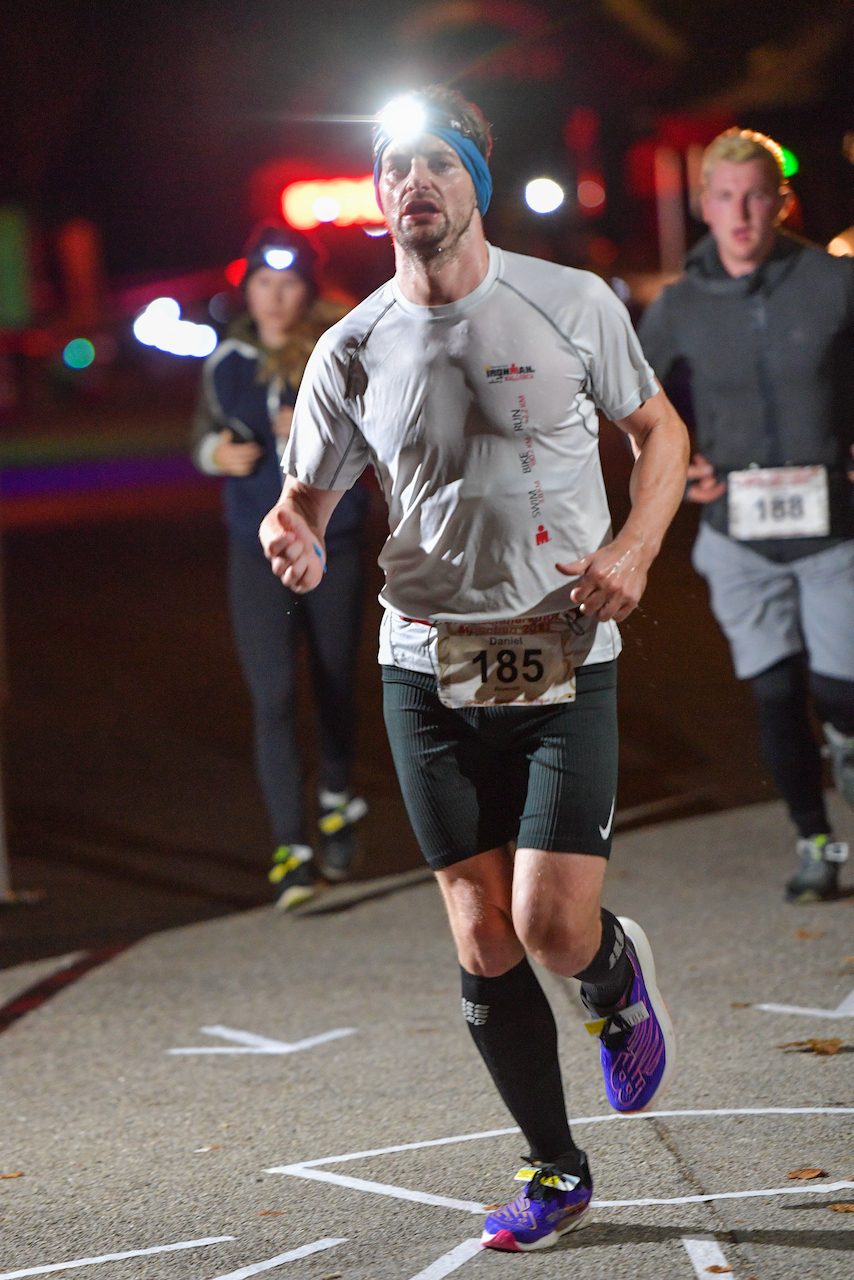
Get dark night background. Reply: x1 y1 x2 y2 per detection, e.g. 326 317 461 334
3 0 854 276
1 1 853 964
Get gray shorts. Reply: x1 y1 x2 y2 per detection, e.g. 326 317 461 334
691 522 854 681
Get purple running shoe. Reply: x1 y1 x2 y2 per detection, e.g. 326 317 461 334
581 916 676 1113
481 1159 592 1252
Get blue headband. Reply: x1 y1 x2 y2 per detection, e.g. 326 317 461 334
373 123 492 216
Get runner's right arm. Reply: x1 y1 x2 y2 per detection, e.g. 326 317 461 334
261 322 373 592
260 477 346 593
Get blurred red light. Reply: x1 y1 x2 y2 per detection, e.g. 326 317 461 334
225 258 247 287
281 177 385 230
577 175 606 212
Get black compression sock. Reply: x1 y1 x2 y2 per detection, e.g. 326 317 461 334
551 1148 592 1186
460 958 583 1172
574 909 634 1010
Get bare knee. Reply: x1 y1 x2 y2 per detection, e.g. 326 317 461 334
436 852 524 977
512 890 600 977
456 905 523 976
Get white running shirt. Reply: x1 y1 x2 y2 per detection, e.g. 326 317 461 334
284 245 657 674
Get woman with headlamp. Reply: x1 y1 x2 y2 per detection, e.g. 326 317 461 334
192 224 368 908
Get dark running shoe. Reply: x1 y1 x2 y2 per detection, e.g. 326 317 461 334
318 792 368 882
581 916 676 1113
786 834 848 903
269 843 317 911
481 1157 592 1252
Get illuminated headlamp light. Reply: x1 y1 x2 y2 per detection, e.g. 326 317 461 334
375 97 429 148
372 94 492 215
263 247 295 270
373 97 473 155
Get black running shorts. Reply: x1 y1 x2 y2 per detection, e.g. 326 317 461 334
381 660 618 870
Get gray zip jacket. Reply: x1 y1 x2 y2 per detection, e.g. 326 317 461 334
638 230 854 560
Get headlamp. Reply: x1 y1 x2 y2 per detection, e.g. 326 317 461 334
372 96 476 157
372 94 492 215
263 247 295 271
376 97 429 148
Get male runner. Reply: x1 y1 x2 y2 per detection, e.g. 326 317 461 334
639 129 854 903
260 87 688 1252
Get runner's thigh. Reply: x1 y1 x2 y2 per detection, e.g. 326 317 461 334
796 540 854 681
692 522 802 679
381 666 529 870
516 660 618 859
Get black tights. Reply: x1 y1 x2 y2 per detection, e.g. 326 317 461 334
750 654 854 837
228 539 364 847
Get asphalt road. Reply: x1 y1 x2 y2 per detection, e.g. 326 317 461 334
0 420 817 966
0 794 851 1278
0 423 852 1276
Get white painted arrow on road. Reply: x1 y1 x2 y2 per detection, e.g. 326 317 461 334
755 985 854 1019
167 1025 356 1055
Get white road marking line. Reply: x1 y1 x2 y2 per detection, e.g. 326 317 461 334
269 1108 854 1217
407 1239 482 1280
268 1107 854 1173
208 1237 347 1280
168 1025 356 1055
278 1165 485 1213
755 986 854 1018
276 1164 854 1213
681 1237 731 1277
593 1180 854 1208
273 1127 520 1170
570 1106 854 1126
0 1236 234 1280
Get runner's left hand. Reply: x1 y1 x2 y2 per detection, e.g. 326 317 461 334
556 539 650 623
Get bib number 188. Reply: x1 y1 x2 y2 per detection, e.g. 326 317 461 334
473 648 544 684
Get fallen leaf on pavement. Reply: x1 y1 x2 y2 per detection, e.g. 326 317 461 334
483 1203 503 1211
794 929 823 939
730 1002 751 1008
787 1168 827 1179
705 1267 731 1274
830 1203 854 1212
320 1273 343 1279
0 1173 23 1179
776 1038 844 1055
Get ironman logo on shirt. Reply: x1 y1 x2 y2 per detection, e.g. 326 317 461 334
485 361 535 384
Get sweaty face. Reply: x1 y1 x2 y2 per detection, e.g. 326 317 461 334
700 158 787 269
377 133 478 260
245 267 309 346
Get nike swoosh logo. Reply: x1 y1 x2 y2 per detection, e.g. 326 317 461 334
599 796 616 840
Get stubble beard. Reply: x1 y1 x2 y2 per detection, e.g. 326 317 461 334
392 202 476 264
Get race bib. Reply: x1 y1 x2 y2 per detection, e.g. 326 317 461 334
728 465 829 540
435 612 589 708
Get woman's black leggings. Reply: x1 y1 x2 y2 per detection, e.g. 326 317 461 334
228 538 364 847
750 653 854 837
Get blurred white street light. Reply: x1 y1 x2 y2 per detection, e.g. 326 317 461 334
133 297 217 358
525 178 565 214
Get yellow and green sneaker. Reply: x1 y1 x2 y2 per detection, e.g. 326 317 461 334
269 843 317 911
786 834 848 902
